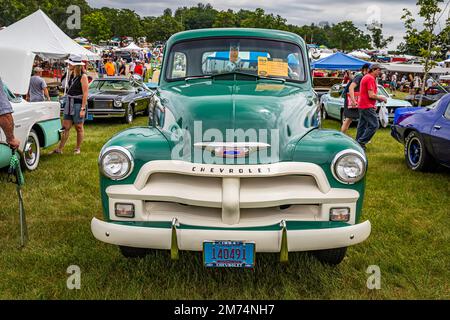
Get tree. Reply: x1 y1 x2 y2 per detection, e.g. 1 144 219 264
80 11 112 43
143 11 183 42
400 0 445 106
174 3 217 30
213 9 238 28
367 23 393 49
328 21 372 51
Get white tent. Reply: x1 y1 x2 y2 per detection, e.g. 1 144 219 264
0 9 100 94
120 42 142 51
348 50 370 60
0 10 99 60
381 63 450 74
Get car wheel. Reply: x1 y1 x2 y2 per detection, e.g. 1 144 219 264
119 246 151 258
21 130 40 171
123 105 134 124
311 247 347 265
404 131 435 171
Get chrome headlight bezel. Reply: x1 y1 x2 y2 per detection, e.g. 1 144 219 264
98 146 134 181
331 149 367 184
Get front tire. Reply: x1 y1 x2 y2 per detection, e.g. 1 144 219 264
119 246 151 258
21 130 40 171
404 131 435 171
312 247 347 265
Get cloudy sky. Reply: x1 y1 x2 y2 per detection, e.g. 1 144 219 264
87 0 449 49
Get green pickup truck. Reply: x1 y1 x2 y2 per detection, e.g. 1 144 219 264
91 28 370 266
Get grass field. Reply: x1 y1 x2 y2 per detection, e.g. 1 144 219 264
0 116 449 300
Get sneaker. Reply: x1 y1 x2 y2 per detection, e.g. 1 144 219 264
74 149 81 155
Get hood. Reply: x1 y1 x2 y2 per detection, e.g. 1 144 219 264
385 97 413 107
157 80 319 163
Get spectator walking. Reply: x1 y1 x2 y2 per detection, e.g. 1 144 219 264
340 63 370 134
0 78 20 149
27 67 50 102
390 73 398 91
118 59 126 76
51 55 89 155
355 63 388 151
129 59 136 75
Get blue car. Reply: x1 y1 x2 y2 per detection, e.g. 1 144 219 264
391 94 450 171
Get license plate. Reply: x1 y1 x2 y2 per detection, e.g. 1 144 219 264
203 241 255 268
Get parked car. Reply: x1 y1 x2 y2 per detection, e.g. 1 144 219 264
391 94 450 171
91 28 371 266
405 86 449 107
320 83 412 123
115 50 132 63
0 82 61 171
62 77 153 124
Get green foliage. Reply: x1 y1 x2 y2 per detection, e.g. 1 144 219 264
367 25 394 49
80 11 112 43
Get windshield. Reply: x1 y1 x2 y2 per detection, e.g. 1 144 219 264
92 80 134 92
377 85 390 98
166 38 306 82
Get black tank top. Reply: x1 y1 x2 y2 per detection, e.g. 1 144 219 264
67 74 85 97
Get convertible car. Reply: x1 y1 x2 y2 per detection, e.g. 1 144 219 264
391 94 450 171
91 28 371 266
62 77 153 124
0 82 61 171
320 83 412 122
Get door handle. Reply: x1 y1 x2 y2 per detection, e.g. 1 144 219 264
433 125 441 130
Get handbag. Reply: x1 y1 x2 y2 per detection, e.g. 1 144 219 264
346 92 360 109
378 102 389 128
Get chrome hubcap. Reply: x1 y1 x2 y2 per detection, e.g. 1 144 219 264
25 137 37 166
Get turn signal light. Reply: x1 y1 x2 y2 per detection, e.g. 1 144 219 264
330 208 350 222
115 203 135 218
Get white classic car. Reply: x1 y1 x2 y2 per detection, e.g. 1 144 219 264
0 82 62 170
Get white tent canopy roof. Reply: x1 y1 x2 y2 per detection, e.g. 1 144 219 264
120 42 142 51
0 9 99 60
348 50 370 59
381 63 450 74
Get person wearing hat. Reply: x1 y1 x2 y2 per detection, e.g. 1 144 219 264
355 63 388 150
340 63 370 134
27 66 50 102
51 55 89 155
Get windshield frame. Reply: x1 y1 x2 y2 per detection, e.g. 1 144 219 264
164 36 308 84
92 79 134 92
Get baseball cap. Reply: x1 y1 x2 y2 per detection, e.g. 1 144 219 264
369 63 384 71
361 63 371 70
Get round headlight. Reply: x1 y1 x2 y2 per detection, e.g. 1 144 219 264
331 150 367 184
99 146 134 180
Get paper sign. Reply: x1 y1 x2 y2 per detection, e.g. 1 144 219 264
258 57 288 77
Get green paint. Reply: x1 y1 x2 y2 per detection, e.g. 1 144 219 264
36 118 62 148
0 144 12 168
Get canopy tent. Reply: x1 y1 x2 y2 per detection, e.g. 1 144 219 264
440 75 450 81
0 10 99 61
0 9 100 94
381 63 450 74
120 42 142 51
348 50 371 60
311 52 368 70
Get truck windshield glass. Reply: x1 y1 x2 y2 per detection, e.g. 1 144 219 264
166 38 306 82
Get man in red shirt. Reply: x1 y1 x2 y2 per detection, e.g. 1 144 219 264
356 63 388 150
